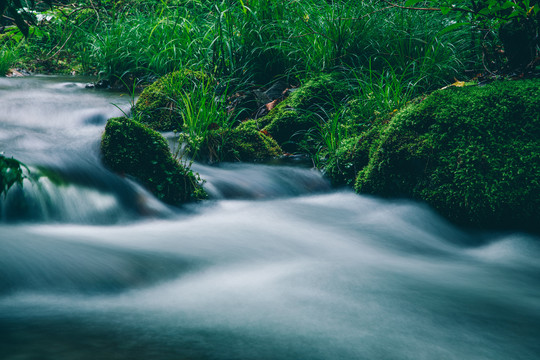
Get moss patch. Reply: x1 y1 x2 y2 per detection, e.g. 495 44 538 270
134 69 209 131
262 72 352 152
101 117 206 204
324 136 371 187
354 79 540 231
186 122 282 163
323 102 392 186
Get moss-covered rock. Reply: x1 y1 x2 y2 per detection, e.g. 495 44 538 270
101 117 206 204
354 79 540 231
133 70 209 131
262 72 352 152
322 100 392 186
186 122 282 163
324 136 371 187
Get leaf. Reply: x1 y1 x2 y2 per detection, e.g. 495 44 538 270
502 1 516 10
436 22 469 37
404 0 424 6
441 6 452 15
265 99 278 112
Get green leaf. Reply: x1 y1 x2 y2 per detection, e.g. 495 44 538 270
436 22 470 36
502 1 516 10
404 0 424 6
441 6 451 15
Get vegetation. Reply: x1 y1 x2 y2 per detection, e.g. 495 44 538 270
101 116 206 204
0 154 27 198
2 1 539 230
354 79 540 231
0 43 18 75
134 69 211 131
187 124 283 163
260 72 352 152
395 0 539 72
0 1 482 79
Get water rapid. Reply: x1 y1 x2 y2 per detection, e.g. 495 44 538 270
1 76 539 360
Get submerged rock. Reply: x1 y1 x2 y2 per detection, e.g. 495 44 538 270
353 79 540 231
101 117 207 204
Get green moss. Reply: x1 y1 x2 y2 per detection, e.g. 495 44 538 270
188 122 282 163
237 118 272 132
354 79 540 231
101 117 206 204
262 72 352 152
324 136 370 187
323 107 394 186
133 69 210 131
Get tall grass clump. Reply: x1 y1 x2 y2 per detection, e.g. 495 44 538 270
355 61 421 113
0 43 19 75
360 5 476 90
307 61 427 171
307 104 351 169
284 0 374 74
179 80 234 139
192 0 293 83
88 18 143 80
175 78 240 160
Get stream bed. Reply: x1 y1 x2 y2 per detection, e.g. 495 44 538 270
1 76 539 360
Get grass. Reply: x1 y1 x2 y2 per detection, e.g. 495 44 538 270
2 0 487 165
9 0 478 82
6 1 480 84
176 77 243 160
179 78 233 139
0 43 19 75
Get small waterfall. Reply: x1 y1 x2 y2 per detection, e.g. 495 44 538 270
194 162 331 199
0 165 173 224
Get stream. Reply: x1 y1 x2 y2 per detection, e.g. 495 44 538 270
1 76 539 360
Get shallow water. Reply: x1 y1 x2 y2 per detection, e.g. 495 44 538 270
1 76 539 360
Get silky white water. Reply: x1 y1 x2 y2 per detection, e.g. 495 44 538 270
1 76 539 360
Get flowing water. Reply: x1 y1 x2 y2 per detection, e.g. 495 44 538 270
1 76 539 360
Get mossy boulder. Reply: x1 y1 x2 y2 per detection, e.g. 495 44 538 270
101 117 206 204
262 72 352 152
354 79 540 231
186 122 282 163
133 70 210 131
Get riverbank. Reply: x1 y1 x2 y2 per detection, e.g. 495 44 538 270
2 1 539 232
97 69 539 233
